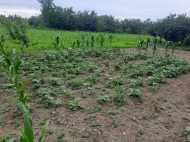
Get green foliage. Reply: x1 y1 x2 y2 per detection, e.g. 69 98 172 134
56 131 65 142
87 105 102 114
170 41 180 56
164 40 170 55
51 33 61 48
184 126 190 142
65 98 84 111
99 33 106 47
145 36 151 53
0 34 9 50
97 92 109 104
137 37 145 54
128 88 141 99
152 36 159 57
15 81 28 105
67 79 83 90
112 93 126 106
6 15 29 53
108 34 115 47
8 101 49 142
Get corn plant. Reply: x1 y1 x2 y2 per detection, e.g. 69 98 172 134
86 37 90 47
2 49 22 85
69 40 76 48
108 34 115 47
171 41 180 56
51 33 61 48
99 33 106 47
76 38 81 48
79 32 87 46
90 33 95 47
145 37 151 54
0 34 9 50
165 40 170 55
15 81 28 105
8 101 49 142
153 36 159 57
137 37 145 54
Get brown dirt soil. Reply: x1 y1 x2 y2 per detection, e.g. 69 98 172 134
0 48 190 142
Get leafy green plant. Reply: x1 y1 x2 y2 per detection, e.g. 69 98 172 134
137 37 145 54
67 79 82 90
170 41 180 56
87 105 102 114
152 36 159 57
51 33 61 48
65 98 84 111
145 37 151 54
97 92 109 104
6 15 29 53
99 33 106 47
90 33 95 47
56 131 65 142
76 38 81 48
79 32 87 46
112 93 126 106
0 34 9 50
184 126 190 142
49 77 59 86
128 88 141 99
15 81 28 105
108 34 115 47
8 101 49 142
165 40 170 55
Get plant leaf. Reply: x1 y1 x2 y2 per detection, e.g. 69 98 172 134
185 126 190 132
7 137 21 142
38 121 49 142
18 102 34 142
187 135 190 142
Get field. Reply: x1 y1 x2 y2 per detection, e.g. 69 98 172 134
1 45 190 142
0 27 150 53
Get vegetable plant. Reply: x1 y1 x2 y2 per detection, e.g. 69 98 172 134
170 41 180 56
108 34 115 47
152 36 159 57
8 101 49 142
51 33 61 48
164 40 170 55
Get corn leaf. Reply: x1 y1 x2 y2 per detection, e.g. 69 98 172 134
38 121 49 142
18 102 34 142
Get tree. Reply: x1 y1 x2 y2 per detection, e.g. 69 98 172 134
37 0 54 27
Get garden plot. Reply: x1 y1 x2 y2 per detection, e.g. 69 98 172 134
0 47 190 142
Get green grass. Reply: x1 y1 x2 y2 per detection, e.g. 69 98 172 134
0 26 150 53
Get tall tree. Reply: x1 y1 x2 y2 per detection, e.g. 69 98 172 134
37 0 54 27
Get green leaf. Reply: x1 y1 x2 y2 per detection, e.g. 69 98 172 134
7 137 21 142
188 135 190 142
18 102 34 142
185 126 190 132
38 121 49 142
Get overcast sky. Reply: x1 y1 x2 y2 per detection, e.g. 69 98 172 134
0 0 190 21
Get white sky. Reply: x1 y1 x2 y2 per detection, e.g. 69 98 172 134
0 0 190 20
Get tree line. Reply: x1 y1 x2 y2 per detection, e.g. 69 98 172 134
0 0 190 46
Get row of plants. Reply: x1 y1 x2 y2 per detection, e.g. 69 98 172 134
137 36 180 57
0 33 49 142
51 32 116 49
